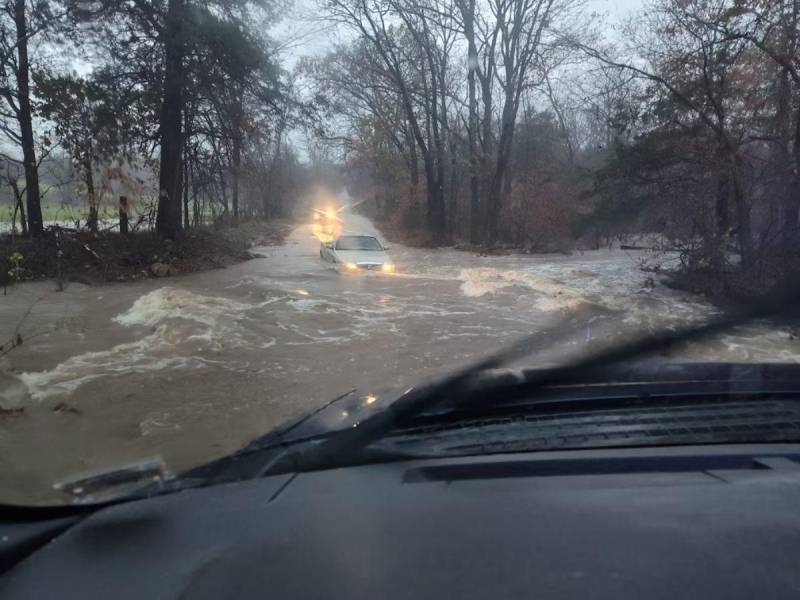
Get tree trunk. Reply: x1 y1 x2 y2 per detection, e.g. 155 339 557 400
261 182 271 219
438 59 452 242
84 158 98 233
485 174 502 246
787 102 800 249
425 163 446 243
485 133 513 245
370 27 444 243
265 116 285 220
424 58 446 243
14 0 42 236
467 65 480 243
408 125 419 210
479 73 494 242
11 181 26 236
182 110 191 230
155 0 185 239
485 90 519 245
711 164 730 274
119 196 129 235
420 60 446 243
428 172 446 244
199 189 206 226
192 178 199 227
220 176 229 219
461 0 482 245
231 135 241 224
231 91 243 224
182 157 190 230
449 137 458 239
731 162 754 267
782 0 800 254
420 145 445 243
773 66 797 256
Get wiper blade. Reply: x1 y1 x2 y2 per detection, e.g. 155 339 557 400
53 458 171 505
279 287 800 474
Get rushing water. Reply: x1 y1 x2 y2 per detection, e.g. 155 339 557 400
1 210 798 504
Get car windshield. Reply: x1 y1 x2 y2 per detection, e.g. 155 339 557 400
336 236 383 251
0 0 799 507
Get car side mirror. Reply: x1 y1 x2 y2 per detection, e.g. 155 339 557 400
383 246 391 251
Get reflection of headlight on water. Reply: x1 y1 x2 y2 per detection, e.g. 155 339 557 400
382 263 396 273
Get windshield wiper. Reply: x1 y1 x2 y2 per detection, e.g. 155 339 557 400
276 286 800 474
52 458 171 505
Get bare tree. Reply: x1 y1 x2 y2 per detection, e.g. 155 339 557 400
0 0 67 235
322 0 453 241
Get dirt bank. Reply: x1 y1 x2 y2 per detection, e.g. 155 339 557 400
662 261 800 308
0 220 293 287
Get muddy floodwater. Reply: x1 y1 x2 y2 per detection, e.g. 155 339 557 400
2 210 799 504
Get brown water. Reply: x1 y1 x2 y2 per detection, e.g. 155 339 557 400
1 210 798 504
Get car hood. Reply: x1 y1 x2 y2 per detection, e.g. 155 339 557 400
334 249 389 264
237 362 800 452
5 419 800 599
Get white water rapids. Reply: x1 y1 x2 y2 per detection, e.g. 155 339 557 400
1 209 798 503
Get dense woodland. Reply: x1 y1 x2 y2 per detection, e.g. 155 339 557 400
0 0 798 297
306 0 800 296
0 0 309 237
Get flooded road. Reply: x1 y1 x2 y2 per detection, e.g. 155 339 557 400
1 209 799 504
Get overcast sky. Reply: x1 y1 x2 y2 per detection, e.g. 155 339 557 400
270 0 645 156
271 0 645 70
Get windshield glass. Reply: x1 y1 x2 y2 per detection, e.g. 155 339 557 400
336 236 383 251
0 0 799 506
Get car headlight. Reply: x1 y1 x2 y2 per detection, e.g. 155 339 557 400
345 262 359 271
382 263 395 273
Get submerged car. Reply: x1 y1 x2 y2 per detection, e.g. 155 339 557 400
320 233 396 272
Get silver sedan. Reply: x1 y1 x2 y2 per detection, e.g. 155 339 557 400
320 234 396 273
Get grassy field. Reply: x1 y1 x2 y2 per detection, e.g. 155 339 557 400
0 203 148 226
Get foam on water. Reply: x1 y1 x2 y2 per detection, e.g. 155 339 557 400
8 287 285 402
16 327 201 400
454 254 711 327
283 288 478 343
458 267 591 312
114 287 264 328
716 328 800 362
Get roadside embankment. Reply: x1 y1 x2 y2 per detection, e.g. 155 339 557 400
0 220 294 287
